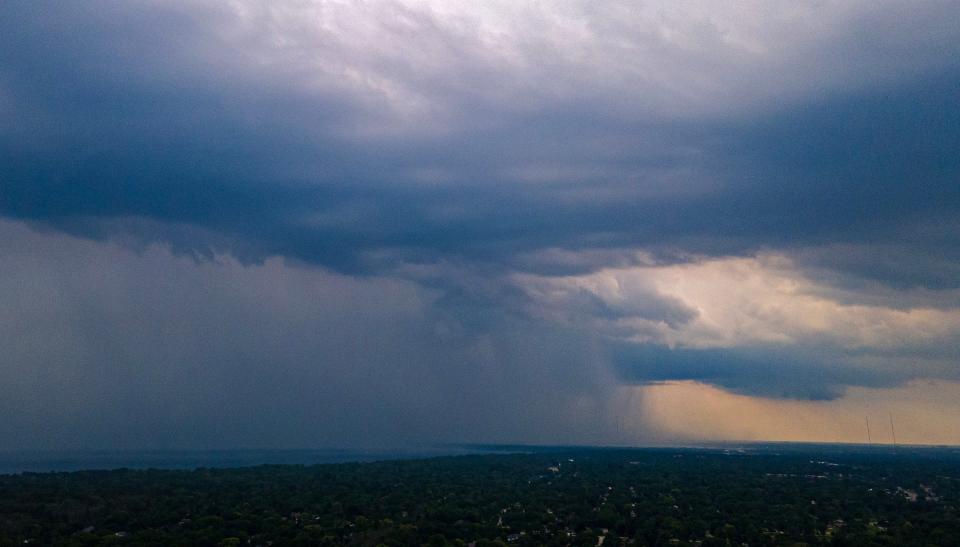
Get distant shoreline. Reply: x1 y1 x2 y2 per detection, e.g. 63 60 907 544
2 442 958 476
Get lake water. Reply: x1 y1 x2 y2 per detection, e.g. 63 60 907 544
3 443 956 475
0 446 494 475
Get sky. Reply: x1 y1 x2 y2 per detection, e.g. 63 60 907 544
1 0 959 449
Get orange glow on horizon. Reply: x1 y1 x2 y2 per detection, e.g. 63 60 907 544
634 380 960 445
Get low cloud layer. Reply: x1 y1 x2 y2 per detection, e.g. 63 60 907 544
1 1 959 447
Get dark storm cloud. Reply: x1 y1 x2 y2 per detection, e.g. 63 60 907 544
2 0 959 281
614 344 866 401
2 0 960 446
612 342 960 401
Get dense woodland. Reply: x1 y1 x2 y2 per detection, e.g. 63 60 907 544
1 447 958 546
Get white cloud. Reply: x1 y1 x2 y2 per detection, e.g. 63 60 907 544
517 253 960 351
177 0 960 134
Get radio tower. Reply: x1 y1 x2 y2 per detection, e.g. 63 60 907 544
889 412 897 451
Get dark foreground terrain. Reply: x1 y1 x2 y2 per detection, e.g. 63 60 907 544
1 446 959 546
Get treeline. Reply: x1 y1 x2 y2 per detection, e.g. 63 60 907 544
0 448 958 546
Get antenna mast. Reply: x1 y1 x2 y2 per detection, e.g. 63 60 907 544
889 412 897 450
